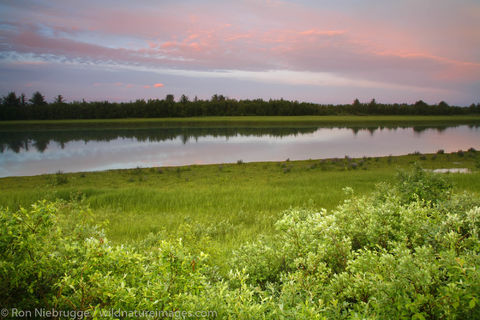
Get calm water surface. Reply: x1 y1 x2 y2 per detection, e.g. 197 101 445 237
0 125 479 177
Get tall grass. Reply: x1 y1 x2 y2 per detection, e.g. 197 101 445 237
1 152 479 268
2 115 480 129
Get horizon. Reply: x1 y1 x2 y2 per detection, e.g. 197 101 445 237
1 0 479 106
2 90 479 107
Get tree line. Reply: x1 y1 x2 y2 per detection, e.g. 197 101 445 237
1 91 479 120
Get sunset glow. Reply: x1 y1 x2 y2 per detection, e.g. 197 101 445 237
0 0 479 104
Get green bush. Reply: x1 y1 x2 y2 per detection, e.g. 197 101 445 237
228 168 480 318
0 200 209 317
396 164 452 205
52 170 68 185
1 167 479 319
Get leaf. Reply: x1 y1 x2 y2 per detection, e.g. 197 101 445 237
412 313 426 320
469 298 476 309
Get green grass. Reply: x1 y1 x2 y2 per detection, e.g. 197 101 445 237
2 115 480 129
1 149 480 271
1 152 479 252
4 152 479 317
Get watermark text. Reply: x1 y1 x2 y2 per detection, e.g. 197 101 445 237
1 308 217 319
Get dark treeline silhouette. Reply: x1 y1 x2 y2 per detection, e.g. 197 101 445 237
0 127 318 153
2 124 478 154
1 92 480 120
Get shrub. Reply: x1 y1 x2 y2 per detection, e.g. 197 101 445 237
0 201 209 315
0 201 65 308
396 164 452 205
228 168 480 318
53 170 68 185
2 168 479 319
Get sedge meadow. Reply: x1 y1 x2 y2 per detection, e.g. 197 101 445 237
2 0 480 317
1 115 480 319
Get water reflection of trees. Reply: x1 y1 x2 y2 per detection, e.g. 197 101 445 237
0 124 478 153
1 127 317 153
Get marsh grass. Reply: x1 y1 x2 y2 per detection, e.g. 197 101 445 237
3 115 480 129
1 152 479 268
51 170 68 186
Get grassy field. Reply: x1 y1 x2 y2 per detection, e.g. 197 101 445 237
2 115 480 129
1 151 479 268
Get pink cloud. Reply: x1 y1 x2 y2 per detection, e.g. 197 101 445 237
154 83 164 88
1 0 479 93
225 33 253 42
299 29 346 36
143 85 151 89
161 41 176 49
147 41 157 49
6 23 478 89
5 21 478 90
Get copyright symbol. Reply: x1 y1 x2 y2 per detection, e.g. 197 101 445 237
1 309 8 317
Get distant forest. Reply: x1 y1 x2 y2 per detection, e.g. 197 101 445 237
1 91 479 120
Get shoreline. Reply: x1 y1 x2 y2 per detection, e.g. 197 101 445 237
1 150 478 179
2 115 480 128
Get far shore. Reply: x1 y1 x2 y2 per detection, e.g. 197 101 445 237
2 115 480 129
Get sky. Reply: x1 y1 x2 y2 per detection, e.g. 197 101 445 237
0 0 479 105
